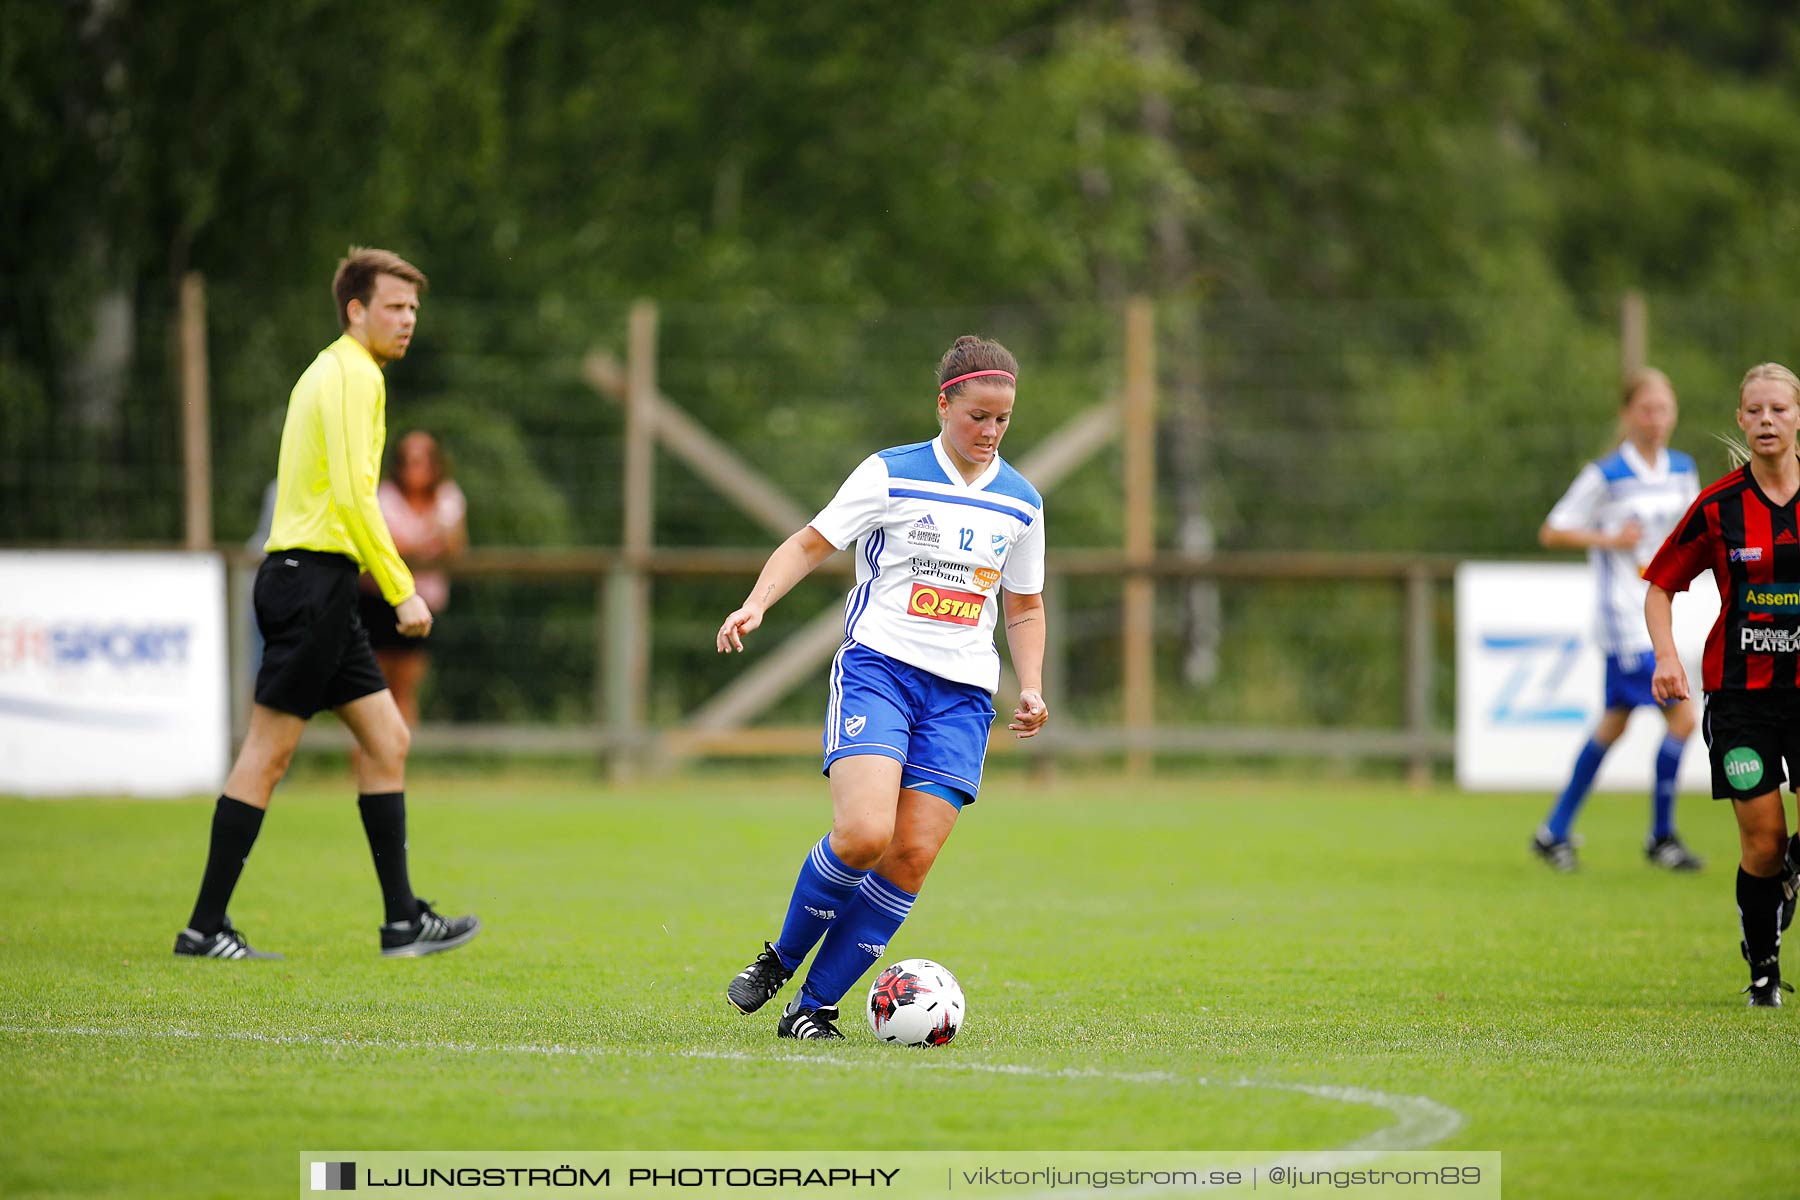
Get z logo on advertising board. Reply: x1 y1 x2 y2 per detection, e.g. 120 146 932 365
1480 633 1586 725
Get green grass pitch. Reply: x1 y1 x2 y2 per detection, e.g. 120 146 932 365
1 769 1793 1198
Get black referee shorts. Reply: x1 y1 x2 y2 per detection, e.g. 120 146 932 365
1702 690 1800 800
253 549 388 718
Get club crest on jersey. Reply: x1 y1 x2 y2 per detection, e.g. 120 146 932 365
907 515 941 547
1731 547 1764 562
991 533 1009 559
844 714 867 737
907 583 984 626
973 567 1001 591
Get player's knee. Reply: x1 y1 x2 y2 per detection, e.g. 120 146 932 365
1745 829 1786 874
263 742 296 781
364 721 410 770
881 841 938 889
830 823 892 870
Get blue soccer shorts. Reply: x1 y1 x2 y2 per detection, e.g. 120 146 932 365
1604 652 1660 710
822 641 997 807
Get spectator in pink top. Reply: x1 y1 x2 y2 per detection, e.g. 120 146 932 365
357 430 468 727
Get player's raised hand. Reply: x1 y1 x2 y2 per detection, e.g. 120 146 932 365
1009 687 1048 738
717 605 765 653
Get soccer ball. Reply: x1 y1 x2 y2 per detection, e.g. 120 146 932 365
866 958 965 1046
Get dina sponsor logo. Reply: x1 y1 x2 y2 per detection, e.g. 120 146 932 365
905 584 985 626
1724 746 1765 790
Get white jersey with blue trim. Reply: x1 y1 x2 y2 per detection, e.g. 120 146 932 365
1544 442 1698 657
808 435 1045 693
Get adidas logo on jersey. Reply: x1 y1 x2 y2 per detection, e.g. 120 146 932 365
1779 529 1798 545
844 715 867 737
907 515 941 547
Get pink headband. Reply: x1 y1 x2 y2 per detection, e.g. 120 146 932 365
939 369 1016 393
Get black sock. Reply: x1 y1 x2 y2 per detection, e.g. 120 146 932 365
186 796 266 936
358 792 419 924
1737 866 1785 981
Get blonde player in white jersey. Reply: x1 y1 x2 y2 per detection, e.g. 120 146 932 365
1532 368 1703 872
717 335 1048 1039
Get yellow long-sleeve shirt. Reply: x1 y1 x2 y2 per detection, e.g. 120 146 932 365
264 334 416 605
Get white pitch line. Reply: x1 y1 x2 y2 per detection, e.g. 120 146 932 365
0 1022 1464 1156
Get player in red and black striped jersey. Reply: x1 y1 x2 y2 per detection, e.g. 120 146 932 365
1645 363 1800 1007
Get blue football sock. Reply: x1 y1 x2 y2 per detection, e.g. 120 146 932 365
1544 737 1609 843
771 835 868 971
1651 733 1685 841
799 873 916 1010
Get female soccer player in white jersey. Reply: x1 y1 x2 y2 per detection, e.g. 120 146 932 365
1532 368 1703 872
717 335 1048 1039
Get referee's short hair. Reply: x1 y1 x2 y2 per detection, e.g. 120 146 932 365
333 247 428 329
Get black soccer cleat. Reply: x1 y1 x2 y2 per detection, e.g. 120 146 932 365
173 916 283 961
1531 830 1577 873
380 899 481 958
1742 976 1793 1008
726 942 795 1015
777 1000 845 1040
1645 835 1704 871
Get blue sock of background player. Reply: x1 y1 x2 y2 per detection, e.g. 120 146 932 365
771 835 868 970
1650 733 1684 842
798 873 917 1010
1544 736 1608 843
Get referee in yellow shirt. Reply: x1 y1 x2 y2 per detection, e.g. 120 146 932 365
174 248 479 961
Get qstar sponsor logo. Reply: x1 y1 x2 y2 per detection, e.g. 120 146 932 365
906 584 984 626
1741 626 1800 653
1740 584 1800 614
906 515 940 547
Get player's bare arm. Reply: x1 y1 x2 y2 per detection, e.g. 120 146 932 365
717 525 837 653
